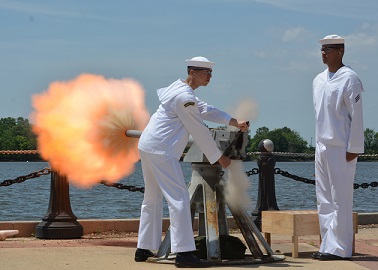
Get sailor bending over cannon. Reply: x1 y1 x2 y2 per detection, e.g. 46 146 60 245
135 56 249 268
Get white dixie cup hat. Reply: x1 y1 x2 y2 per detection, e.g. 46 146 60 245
319 34 345 45
185 56 215 69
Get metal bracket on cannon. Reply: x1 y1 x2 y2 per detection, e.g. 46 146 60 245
152 128 285 265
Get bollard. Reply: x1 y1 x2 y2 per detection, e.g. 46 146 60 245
35 170 83 239
251 139 279 230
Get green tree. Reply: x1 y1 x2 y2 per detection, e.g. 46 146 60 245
248 126 308 153
0 117 16 138
364 128 378 154
247 126 270 152
0 129 17 149
0 117 39 161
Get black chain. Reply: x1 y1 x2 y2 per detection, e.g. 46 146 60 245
275 168 316 185
100 181 145 193
354 181 378 189
0 168 145 193
101 168 259 193
275 168 378 189
246 168 259 177
3 166 375 193
0 168 51 187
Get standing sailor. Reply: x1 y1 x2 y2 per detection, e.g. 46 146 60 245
135 56 249 268
312 35 364 260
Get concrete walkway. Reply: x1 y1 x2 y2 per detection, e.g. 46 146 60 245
0 222 377 270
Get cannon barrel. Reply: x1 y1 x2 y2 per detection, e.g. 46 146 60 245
125 129 194 146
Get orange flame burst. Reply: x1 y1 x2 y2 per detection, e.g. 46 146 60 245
30 74 150 188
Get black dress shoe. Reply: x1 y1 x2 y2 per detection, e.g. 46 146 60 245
175 252 212 268
318 253 350 261
134 248 155 262
311 252 321 259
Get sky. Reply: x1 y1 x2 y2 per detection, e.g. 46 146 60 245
1 0 378 147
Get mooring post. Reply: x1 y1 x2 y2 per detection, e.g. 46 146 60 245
251 139 279 230
35 169 83 239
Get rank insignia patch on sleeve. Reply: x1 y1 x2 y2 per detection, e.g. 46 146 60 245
355 94 361 103
184 101 195 107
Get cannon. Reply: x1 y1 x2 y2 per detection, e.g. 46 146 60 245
126 128 285 265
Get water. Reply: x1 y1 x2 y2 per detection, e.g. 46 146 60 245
0 161 377 221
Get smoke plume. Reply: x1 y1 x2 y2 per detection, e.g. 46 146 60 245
222 160 252 211
227 98 259 132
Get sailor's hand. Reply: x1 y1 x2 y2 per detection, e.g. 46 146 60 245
238 121 250 132
218 155 231 168
346 152 359 162
229 118 249 132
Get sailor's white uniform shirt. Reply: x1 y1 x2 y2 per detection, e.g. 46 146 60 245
138 79 232 163
313 66 364 153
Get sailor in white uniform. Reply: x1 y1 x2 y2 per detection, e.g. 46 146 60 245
312 35 364 260
135 56 249 267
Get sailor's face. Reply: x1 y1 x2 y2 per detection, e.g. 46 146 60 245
193 69 212 85
321 46 342 64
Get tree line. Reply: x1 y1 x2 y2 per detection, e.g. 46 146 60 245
0 117 40 161
247 126 378 161
1 117 378 161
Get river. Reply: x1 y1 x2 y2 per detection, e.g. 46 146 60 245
0 161 377 221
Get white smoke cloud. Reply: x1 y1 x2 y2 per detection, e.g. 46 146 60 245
221 160 252 211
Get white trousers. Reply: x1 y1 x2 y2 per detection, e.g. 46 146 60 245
137 150 196 253
315 142 357 258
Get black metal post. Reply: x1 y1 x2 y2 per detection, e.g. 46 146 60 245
35 170 83 239
252 139 279 230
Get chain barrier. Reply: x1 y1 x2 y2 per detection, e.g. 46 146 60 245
100 181 145 193
1 149 376 192
0 167 257 192
274 168 315 185
275 168 378 189
359 154 378 158
1 166 376 191
0 150 40 155
246 168 259 176
0 168 145 193
0 168 51 187
354 181 378 189
247 152 315 157
247 152 378 158
2 150 378 157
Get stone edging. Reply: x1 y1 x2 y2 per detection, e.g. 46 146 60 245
1 213 377 238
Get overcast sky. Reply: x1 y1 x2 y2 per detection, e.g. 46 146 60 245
1 0 377 146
